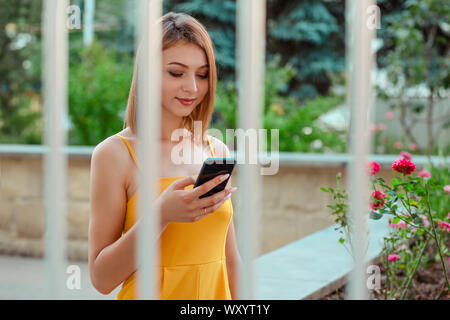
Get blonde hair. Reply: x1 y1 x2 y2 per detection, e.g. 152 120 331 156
123 12 217 144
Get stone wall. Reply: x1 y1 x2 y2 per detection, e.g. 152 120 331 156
0 154 398 261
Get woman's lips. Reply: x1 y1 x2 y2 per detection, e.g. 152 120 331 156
176 98 196 106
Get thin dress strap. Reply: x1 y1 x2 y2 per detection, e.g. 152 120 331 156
114 134 142 170
207 135 215 157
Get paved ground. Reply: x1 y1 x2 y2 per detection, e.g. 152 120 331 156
0 255 120 299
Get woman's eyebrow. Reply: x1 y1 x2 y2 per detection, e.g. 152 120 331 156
168 62 209 69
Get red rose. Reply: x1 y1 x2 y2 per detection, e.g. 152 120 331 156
368 161 380 176
392 158 416 175
370 190 386 210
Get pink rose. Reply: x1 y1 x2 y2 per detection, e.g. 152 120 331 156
394 141 403 149
447 212 450 220
388 254 401 262
377 123 386 131
444 185 450 194
389 220 410 229
437 221 450 233
418 170 431 178
409 144 419 151
400 151 412 161
385 111 395 120
369 123 377 132
368 161 381 176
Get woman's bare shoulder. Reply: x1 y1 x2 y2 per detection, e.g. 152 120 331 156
91 134 131 173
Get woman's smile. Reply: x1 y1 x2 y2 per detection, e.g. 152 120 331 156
176 97 196 106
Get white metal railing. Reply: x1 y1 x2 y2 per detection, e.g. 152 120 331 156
135 0 163 300
1 144 447 167
346 0 376 300
42 0 69 299
235 0 266 299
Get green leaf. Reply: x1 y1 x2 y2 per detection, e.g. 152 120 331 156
320 187 329 193
369 210 384 220
392 217 400 224
388 191 397 197
339 238 345 244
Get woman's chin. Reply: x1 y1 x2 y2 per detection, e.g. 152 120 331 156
163 103 196 119
175 105 196 117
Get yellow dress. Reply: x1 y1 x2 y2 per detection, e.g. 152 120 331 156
113 134 233 300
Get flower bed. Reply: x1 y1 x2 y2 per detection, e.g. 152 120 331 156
322 240 450 300
321 151 450 299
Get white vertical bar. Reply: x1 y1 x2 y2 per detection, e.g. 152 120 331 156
135 0 162 300
236 0 266 300
83 0 95 46
42 0 69 299
346 0 375 300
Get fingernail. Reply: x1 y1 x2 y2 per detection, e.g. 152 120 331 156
220 174 230 181
224 194 231 200
231 187 238 192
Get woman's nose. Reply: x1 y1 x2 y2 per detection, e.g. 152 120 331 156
182 75 198 92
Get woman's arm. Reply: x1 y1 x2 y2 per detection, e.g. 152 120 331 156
88 139 169 295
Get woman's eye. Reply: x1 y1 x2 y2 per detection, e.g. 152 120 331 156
169 71 208 79
169 72 183 77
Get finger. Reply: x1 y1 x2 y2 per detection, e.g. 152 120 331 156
190 173 230 200
171 176 196 190
194 194 231 221
195 186 236 209
206 194 231 213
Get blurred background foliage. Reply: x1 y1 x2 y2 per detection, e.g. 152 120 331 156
0 0 448 154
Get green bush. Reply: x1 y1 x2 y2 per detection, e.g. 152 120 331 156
68 39 133 145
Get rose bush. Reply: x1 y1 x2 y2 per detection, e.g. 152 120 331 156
321 151 450 299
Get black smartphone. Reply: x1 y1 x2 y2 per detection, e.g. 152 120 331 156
194 157 236 199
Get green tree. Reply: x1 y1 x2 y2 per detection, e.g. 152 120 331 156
68 39 132 145
0 0 42 144
378 0 450 156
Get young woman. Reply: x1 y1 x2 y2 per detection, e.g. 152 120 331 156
88 12 241 300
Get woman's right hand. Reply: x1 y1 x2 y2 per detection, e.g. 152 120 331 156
159 174 237 223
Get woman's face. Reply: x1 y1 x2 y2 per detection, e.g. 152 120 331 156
161 42 209 120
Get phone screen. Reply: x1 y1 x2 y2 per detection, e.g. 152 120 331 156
194 158 236 199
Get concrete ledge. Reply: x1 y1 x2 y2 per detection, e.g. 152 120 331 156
254 215 390 300
0 143 447 167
